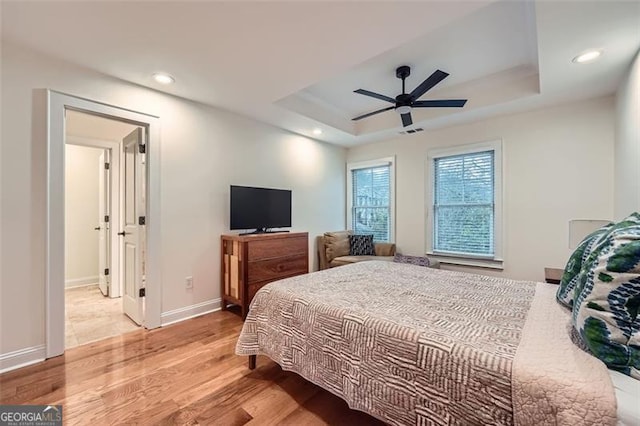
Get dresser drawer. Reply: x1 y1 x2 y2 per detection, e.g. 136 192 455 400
248 280 273 301
247 254 308 284
248 236 307 260
248 272 308 301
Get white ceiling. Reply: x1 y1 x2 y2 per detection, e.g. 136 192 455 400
280 0 540 139
2 1 639 147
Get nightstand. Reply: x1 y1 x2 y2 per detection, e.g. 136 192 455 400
544 267 563 284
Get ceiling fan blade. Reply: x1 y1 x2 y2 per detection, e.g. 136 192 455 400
352 106 395 121
409 70 449 100
401 112 413 127
354 89 396 104
412 99 467 108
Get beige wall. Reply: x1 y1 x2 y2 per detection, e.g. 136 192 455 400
614 50 640 219
0 41 346 355
347 97 615 282
64 145 101 287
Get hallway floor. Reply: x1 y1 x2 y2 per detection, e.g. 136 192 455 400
65 284 139 349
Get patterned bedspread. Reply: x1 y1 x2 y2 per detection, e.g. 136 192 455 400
235 261 616 425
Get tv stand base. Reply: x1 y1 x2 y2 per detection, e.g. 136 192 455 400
239 228 290 236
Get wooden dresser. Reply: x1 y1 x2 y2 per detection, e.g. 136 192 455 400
220 232 309 318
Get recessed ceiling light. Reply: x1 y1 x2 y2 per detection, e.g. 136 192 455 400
572 49 603 64
152 73 175 84
312 128 323 135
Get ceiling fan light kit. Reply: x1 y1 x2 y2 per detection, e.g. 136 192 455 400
352 65 468 128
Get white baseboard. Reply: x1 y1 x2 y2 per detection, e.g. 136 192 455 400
160 298 221 327
0 345 46 373
65 276 99 288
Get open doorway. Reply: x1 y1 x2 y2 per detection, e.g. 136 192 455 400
64 110 144 348
47 91 161 359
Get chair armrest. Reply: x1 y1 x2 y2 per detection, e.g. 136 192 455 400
316 236 329 270
374 242 396 256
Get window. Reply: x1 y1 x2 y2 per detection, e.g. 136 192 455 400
427 141 502 267
347 157 395 242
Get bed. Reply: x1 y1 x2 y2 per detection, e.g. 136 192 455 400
236 260 635 425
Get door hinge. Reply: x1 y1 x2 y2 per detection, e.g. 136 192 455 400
105 268 109 276
105 162 110 170
105 215 109 223
139 288 146 297
138 143 146 154
138 216 146 225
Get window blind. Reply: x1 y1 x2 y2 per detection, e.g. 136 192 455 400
351 165 390 242
433 150 495 256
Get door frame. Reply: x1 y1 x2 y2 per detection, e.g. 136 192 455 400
46 90 161 358
66 136 122 298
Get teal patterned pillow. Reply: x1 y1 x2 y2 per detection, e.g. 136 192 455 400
557 223 612 309
572 212 640 378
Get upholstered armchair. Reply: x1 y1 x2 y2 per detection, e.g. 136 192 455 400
316 231 396 270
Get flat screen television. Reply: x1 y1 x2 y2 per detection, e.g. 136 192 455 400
230 185 292 234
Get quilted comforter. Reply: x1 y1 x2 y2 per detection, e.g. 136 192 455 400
235 261 616 425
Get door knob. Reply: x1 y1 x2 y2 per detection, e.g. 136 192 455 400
94 226 101 230
118 231 129 236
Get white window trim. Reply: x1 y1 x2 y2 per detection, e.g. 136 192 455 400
426 140 504 269
346 156 396 243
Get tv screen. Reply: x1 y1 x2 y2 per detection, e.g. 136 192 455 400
230 185 292 232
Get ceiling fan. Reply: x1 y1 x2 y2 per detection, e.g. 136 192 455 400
352 65 467 127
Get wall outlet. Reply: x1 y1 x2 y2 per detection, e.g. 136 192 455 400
185 276 193 289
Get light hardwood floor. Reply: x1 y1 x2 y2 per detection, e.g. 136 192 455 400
65 284 139 348
0 311 384 425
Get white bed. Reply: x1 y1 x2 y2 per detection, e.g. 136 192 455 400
237 261 627 425
611 370 640 425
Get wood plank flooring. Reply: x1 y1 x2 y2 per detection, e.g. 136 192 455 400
0 311 384 425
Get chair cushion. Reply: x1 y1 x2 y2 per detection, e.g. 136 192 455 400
324 231 352 263
572 212 640 378
349 234 375 256
330 255 394 267
557 222 613 309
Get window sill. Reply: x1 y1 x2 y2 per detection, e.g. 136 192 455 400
426 252 504 270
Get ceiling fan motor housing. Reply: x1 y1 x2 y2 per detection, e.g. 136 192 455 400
395 93 412 106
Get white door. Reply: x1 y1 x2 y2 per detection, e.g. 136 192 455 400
121 128 146 325
97 150 111 296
